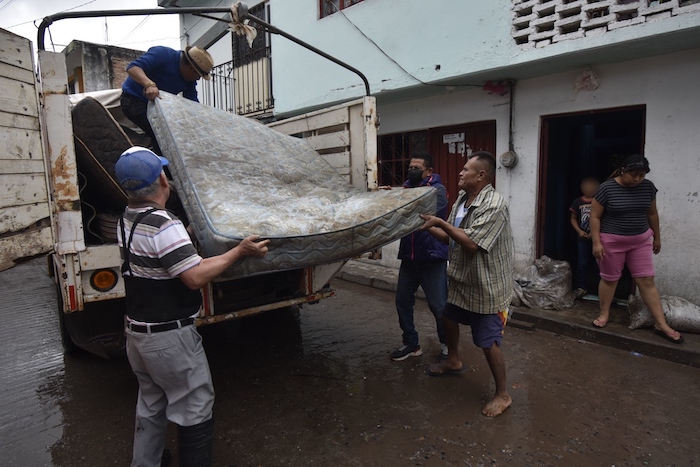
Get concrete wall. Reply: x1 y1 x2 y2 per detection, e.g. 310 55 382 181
512 48 700 304
372 47 700 303
66 42 142 92
270 0 700 114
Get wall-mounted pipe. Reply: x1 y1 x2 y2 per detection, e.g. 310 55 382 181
499 79 519 169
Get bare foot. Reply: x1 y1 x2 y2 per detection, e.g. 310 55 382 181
482 394 512 417
592 317 608 328
426 361 465 377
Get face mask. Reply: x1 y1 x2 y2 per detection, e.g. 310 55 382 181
407 168 424 186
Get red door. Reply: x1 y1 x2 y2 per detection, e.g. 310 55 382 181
429 121 497 206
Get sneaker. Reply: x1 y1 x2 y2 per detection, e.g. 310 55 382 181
574 288 587 299
390 344 423 361
438 343 449 362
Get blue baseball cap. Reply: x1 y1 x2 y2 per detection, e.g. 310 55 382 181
115 146 170 190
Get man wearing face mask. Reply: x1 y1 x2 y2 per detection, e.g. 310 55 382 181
388 152 449 362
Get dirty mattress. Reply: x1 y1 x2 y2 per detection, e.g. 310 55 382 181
148 93 436 278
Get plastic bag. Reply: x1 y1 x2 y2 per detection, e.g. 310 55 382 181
628 294 700 333
512 256 575 310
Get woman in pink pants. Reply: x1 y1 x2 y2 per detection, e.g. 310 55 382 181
589 155 682 343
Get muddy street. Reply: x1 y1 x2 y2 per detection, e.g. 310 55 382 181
1 259 699 466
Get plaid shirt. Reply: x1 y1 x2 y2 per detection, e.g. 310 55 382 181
447 184 514 314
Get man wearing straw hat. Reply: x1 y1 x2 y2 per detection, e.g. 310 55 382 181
120 45 214 152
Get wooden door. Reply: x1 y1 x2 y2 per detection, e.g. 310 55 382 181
429 121 496 204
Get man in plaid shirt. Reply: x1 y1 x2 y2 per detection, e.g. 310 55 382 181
420 151 514 418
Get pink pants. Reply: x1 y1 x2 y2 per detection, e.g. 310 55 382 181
597 229 655 282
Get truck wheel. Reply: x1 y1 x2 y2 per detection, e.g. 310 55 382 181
55 282 80 354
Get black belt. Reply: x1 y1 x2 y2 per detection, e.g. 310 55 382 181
127 318 195 334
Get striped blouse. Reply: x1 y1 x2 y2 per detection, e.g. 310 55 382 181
595 178 657 236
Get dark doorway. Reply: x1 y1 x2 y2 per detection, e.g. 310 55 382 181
429 121 496 201
538 106 645 297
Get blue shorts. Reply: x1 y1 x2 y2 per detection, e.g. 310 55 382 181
443 303 508 349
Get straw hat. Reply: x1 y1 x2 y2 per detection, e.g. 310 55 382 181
184 46 214 80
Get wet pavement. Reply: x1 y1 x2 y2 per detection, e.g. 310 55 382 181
2 258 700 466
339 260 700 367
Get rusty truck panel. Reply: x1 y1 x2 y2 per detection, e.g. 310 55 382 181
0 28 53 271
37 50 85 256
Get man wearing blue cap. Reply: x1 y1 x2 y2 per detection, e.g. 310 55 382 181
115 146 269 467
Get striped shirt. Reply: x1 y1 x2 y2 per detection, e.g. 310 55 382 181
117 207 202 280
447 184 514 314
595 179 657 236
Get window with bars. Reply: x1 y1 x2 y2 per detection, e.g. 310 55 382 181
378 131 428 187
233 2 269 67
320 0 365 18
229 1 274 115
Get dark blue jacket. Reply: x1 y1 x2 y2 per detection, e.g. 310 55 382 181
122 46 199 103
398 173 449 261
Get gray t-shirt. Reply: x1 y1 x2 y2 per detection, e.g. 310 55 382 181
595 178 657 236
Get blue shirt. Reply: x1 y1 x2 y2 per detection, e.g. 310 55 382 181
121 46 199 103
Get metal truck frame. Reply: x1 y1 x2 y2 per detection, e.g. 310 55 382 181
0 23 378 357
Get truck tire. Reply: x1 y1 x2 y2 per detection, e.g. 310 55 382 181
55 282 80 354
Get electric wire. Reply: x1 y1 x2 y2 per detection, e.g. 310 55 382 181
179 0 228 42
47 24 56 52
62 0 99 13
329 0 481 88
118 15 151 43
0 0 18 15
5 0 98 29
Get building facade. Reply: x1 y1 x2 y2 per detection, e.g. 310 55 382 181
63 40 143 93
172 0 700 303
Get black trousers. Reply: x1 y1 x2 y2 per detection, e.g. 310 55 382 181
120 92 161 154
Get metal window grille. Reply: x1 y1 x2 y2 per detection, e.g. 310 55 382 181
226 2 275 115
320 0 365 18
198 60 237 113
378 131 428 187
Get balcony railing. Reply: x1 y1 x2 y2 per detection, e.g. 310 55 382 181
199 60 236 113
199 50 274 116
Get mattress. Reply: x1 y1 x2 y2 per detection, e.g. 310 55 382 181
73 137 128 213
148 93 436 279
72 97 132 182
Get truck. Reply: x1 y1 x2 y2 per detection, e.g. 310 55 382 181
0 24 380 358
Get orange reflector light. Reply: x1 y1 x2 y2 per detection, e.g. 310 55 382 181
90 269 118 292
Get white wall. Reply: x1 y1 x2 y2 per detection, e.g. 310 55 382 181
512 48 700 303
206 34 233 66
366 88 511 269
270 0 700 115
373 47 700 303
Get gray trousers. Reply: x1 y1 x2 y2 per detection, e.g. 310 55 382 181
126 324 214 467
